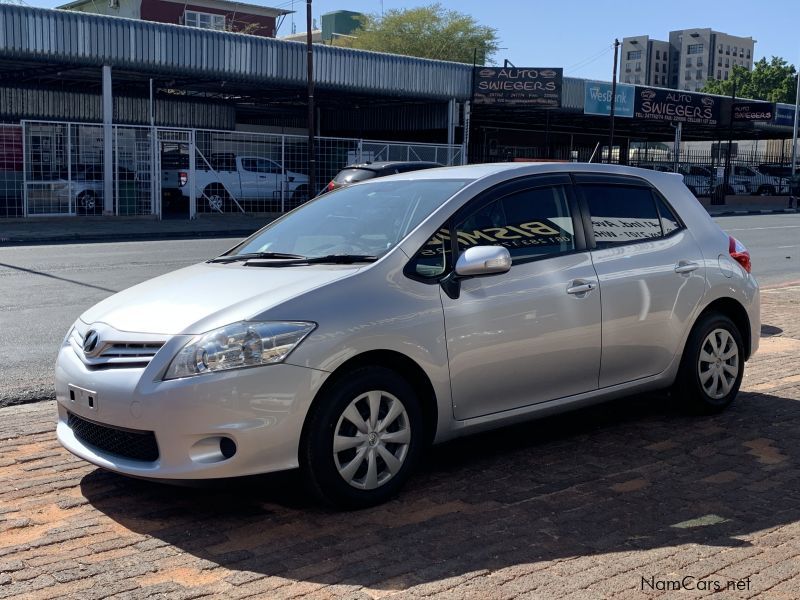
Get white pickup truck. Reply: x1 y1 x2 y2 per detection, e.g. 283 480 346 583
175 154 309 211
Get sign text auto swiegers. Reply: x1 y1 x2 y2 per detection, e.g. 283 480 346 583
473 68 563 107
633 87 721 126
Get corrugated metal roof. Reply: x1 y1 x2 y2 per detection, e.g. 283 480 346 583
0 5 472 101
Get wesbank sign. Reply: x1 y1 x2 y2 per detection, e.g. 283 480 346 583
584 81 635 118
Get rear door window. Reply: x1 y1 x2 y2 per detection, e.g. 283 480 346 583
580 184 663 247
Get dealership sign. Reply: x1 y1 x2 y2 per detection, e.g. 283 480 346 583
774 105 797 127
584 81 634 118
732 100 775 122
473 67 562 107
633 88 721 126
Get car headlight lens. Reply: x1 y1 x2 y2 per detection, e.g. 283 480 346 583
164 321 316 380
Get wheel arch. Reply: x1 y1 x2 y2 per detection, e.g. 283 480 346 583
696 297 752 360
300 349 439 451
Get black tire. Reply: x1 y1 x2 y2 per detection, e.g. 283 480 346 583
758 185 775 197
300 366 424 509
673 312 744 414
204 184 230 213
290 184 310 207
76 191 99 215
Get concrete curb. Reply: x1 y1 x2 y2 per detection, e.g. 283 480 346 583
0 228 259 247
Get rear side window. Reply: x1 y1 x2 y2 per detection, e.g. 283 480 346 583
581 184 663 247
333 169 376 184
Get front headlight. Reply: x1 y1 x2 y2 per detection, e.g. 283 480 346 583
164 321 316 380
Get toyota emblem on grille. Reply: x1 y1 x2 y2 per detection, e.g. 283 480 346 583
83 330 100 355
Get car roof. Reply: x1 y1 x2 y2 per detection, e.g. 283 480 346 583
368 161 685 183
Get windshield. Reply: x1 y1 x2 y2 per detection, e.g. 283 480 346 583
228 178 469 259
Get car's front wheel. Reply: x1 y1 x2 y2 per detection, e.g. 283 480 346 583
674 312 744 414
300 366 423 509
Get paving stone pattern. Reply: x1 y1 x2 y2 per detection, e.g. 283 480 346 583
2 289 800 599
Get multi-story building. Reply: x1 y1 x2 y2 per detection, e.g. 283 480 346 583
57 0 291 38
621 28 755 91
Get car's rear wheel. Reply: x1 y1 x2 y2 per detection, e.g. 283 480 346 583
674 312 744 414
300 366 423 509
76 191 99 215
204 184 230 213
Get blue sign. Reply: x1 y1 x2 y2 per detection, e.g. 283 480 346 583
584 81 635 118
774 105 797 127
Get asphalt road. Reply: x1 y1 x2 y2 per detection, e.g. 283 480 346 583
0 213 798 407
0 238 238 407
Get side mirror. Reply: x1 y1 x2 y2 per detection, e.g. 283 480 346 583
454 246 512 278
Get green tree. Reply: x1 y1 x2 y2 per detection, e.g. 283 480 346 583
337 4 499 65
702 56 797 103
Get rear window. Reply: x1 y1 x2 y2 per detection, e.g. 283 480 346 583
333 169 377 184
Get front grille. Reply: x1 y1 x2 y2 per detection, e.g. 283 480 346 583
71 330 164 369
67 412 159 462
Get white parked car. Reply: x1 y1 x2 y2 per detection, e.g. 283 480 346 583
731 165 788 196
56 163 759 508
179 154 309 211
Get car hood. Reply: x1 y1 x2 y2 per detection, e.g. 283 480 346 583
79 262 360 335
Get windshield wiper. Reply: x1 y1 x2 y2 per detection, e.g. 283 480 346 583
243 254 379 267
209 252 308 264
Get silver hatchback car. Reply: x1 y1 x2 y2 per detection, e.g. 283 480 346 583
56 163 759 508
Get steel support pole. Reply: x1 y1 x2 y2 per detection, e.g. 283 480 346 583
306 0 316 199
447 98 456 165
608 39 620 163
102 65 113 215
791 71 799 179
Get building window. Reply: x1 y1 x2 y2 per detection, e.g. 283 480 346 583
696 68 703 79
627 50 642 60
697 58 703 67
635 61 641 71
726 45 730 55
733 46 737 55
724 70 729 80
687 43 704 55
655 63 660 73
717 70 721 79
725 59 730 68
656 50 661 60
184 10 226 30
685 71 691 80
718 44 723 53
635 76 641 84
686 57 692 67
746 49 751 58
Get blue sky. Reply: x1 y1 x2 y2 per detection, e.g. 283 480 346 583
34 0 799 80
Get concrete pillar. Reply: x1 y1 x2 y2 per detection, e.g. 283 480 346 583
102 65 113 215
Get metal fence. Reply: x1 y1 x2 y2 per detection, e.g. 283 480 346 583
0 120 464 219
492 143 798 198
628 149 796 197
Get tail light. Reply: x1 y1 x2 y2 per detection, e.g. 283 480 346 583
326 180 335 192
178 171 188 187
729 236 751 273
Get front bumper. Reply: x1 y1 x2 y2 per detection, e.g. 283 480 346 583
55 336 329 479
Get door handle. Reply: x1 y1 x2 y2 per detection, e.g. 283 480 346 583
674 261 700 274
566 281 596 295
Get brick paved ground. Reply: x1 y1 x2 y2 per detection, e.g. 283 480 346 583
2 288 800 599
